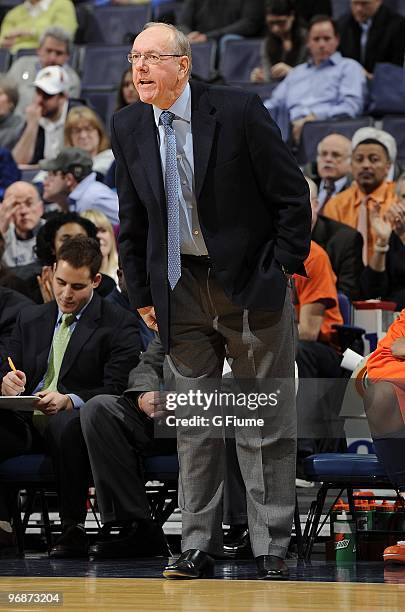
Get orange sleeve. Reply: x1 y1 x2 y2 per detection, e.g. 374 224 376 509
294 241 337 309
367 311 405 382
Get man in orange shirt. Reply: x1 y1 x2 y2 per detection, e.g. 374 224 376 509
323 132 398 264
295 178 345 481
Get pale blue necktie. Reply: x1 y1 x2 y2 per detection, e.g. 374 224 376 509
160 110 181 290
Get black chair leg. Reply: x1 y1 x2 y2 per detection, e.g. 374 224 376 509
294 493 304 560
39 491 53 553
304 484 328 561
11 489 25 557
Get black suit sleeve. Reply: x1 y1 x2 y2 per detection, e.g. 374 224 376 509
111 115 152 309
245 94 312 274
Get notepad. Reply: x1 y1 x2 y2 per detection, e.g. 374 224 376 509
0 396 40 411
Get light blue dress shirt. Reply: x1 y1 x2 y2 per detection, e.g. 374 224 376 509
318 175 349 208
33 294 94 409
265 52 366 137
69 172 119 225
153 83 208 256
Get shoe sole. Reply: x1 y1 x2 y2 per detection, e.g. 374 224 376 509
257 573 289 580
163 568 214 579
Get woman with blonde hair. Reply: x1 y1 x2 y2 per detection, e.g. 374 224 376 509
64 106 114 177
81 209 118 283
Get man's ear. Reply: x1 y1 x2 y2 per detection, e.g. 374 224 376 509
92 272 102 289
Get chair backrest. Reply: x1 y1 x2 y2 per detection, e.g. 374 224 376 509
92 5 151 45
227 81 277 102
296 116 373 165
81 45 129 89
190 40 216 81
331 0 350 18
152 0 183 23
384 0 405 16
0 48 10 72
219 39 263 83
382 115 405 165
81 89 118 135
369 63 405 116
338 292 352 326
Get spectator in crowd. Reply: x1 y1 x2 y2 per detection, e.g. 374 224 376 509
116 67 140 112
294 177 345 480
338 0 405 78
35 212 116 303
12 66 72 166
323 129 399 265
178 0 264 45
0 77 25 150
265 15 366 143
0 0 77 54
311 175 364 301
360 174 405 309
8 27 81 116
251 0 307 83
40 148 119 224
0 236 141 558
64 107 114 178
81 210 118 284
315 133 352 211
0 181 44 268
0 148 21 200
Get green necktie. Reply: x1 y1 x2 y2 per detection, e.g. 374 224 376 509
42 313 76 392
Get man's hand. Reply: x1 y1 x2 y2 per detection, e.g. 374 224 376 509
391 338 405 359
370 202 392 245
292 114 316 144
138 391 169 419
37 266 54 303
387 201 405 243
187 31 207 42
25 100 42 125
1 370 26 396
0 195 20 235
250 66 264 83
35 391 73 415
138 305 158 331
271 62 292 80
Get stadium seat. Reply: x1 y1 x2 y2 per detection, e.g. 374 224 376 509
190 40 216 81
0 48 10 71
302 453 389 560
382 115 405 165
81 45 128 90
296 116 374 165
369 63 405 116
92 6 151 45
81 89 118 134
219 38 263 83
227 81 277 102
331 0 350 19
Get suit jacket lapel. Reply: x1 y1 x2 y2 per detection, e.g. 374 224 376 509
132 105 165 207
59 294 101 380
190 81 217 200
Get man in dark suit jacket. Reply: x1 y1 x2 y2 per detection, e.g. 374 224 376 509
338 0 405 76
0 236 140 557
113 23 311 580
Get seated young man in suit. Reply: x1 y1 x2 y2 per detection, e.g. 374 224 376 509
0 236 141 558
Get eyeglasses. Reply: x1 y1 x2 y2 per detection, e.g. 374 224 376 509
70 126 97 136
127 52 183 65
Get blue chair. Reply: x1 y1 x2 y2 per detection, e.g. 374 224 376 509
81 45 129 90
81 89 118 134
331 0 350 18
92 6 151 45
382 115 405 166
0 452 179 555
302 453 389 559
0 48 10 72
219 39 263 83
190 41 216 81
296 116 374 165
227 81 277 102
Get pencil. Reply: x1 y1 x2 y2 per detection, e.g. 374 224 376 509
7 356 17 372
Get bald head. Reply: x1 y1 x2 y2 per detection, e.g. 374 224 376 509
3 181 43 236
317 134 352 180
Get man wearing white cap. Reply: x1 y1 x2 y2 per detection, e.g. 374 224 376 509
12 65 71 165
323 128 399 265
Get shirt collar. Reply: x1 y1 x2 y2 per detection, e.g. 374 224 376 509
320 175 348 194
353 180 395 205
308 51 343 68
56 292 93 325
69 172 96 201
153 82 191 128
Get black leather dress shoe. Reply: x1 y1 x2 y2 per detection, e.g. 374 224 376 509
223 525 253 559
0 525 17 558
89 520 169 559
163 549 215 579
256 555 289 580
49 525 88 559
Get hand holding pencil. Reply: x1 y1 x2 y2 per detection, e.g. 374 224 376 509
1 357 26 396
